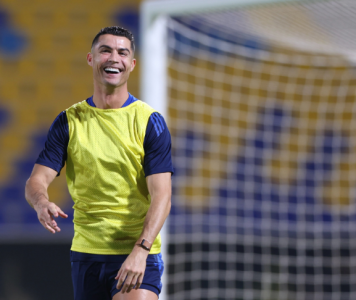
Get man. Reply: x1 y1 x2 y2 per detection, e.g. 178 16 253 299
25 26 173 300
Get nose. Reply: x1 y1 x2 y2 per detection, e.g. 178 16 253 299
108 51 119 63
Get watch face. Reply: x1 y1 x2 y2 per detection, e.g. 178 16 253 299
141 239 151 250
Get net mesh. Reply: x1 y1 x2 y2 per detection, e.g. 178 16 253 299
166 1 356 299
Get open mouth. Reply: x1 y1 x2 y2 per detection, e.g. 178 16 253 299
104 67 121 74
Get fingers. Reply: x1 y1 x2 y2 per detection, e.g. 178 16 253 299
48 203 67 219
40 218 60 233
135 274 143 290
37 202 67 233
48 203 59 218
57 207 68 219
116 271 126 290
115 256 146 293
125 274 139 293
42 221 56 234
43 211 60 233
116 271 144 293
120 273 137 294
115 269 122 281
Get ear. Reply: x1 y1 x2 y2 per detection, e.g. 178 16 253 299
130 58 136 72
87 52 93 67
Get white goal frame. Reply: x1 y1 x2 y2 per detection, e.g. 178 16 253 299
139 0 330 299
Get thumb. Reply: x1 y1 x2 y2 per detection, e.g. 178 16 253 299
48 203 59 218
57 206 68 218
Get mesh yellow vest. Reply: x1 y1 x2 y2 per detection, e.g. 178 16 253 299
65 100 161 254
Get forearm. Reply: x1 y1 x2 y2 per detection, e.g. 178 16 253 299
25 165 67 233
138 173 172 248
114 195 171 293
116 173 172 293
25 177 50 209
137 192 171 246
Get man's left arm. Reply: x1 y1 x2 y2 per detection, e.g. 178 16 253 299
115 172 172 293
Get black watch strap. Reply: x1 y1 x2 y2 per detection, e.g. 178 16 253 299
139 239 151 251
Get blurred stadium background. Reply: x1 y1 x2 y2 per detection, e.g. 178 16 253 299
0 0 140 298
1 0 356 299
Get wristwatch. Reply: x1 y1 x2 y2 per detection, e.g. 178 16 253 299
139 239 151 251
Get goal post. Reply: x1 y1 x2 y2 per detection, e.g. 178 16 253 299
140 0 332 113
140 1 356 299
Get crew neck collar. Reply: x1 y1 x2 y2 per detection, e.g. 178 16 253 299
86 93 137 108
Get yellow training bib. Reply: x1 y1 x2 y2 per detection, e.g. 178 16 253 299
65 100 160 255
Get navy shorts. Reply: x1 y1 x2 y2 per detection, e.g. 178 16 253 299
70 251 164 300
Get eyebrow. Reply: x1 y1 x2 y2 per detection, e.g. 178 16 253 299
99 45 131 53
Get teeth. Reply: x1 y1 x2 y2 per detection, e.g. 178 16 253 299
104 67 120 73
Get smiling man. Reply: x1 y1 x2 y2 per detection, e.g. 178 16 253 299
25 27 173 300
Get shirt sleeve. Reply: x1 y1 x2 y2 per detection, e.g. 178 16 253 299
35 111 69 176
143 112 174 177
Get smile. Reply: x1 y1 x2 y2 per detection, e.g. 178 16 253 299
104 67 121 74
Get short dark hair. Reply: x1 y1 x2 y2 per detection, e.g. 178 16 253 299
91 26 135 53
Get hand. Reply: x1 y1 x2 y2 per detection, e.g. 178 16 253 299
34 199 68 233
115 246 149 293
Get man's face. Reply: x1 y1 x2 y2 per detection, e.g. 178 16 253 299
87 34 136 88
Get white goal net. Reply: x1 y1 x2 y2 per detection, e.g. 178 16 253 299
143 1 356 299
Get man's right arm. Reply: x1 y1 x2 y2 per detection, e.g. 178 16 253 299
25 111 69 234
25 164 68 233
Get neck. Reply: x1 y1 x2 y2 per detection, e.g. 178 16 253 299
92 82 129 109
